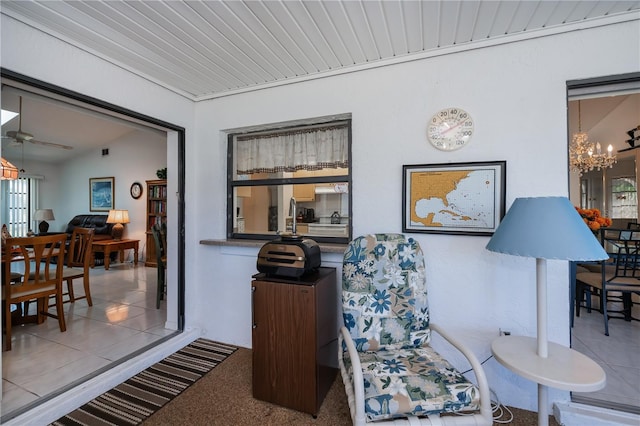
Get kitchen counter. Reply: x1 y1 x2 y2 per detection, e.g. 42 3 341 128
199 238 347 254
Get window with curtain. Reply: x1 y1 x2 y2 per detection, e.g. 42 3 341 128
228 119 351 243
1 176 41 236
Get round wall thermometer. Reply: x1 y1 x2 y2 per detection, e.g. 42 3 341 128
427 107 474 151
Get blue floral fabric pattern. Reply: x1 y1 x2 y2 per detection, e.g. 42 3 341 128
342 346 481 421
342 234 430 351
341 234 480 422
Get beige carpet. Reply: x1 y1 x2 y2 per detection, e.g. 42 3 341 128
52 340 237 426
143 347 557 426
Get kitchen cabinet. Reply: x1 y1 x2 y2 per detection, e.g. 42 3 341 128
251 268 337 416
292 169 316 202
241 185 270 233
293 183 315 202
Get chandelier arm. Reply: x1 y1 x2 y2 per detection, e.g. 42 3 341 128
569 100 616 176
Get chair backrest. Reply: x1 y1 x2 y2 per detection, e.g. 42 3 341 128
67 227 95 269
151 223 166 266
4 234 66 295
342 233 429 352
602 228 640 278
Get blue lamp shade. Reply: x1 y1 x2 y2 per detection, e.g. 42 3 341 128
486 196 608 261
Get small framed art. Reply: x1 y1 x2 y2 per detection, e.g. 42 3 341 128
90 177 115 211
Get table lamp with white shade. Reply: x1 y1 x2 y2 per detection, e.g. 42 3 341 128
34 209 55 233
486 196 607 426
107 209 130 240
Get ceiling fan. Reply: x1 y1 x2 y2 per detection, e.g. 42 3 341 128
2 96 74 150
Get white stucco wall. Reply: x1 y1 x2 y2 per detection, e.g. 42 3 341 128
2 12 639 417
191 20 640 413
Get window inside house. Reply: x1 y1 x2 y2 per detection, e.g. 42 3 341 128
610 176 638 220
580 178 590 209
228 119 351 244
1 176 40 236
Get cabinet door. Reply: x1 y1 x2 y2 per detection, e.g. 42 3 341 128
252 280 317 413
293 183 315 202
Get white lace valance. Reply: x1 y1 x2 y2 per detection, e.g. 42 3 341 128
236 125 349 175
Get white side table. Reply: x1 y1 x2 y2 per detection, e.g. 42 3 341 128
492 336 606 426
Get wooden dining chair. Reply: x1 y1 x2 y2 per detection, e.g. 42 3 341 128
2 233 67 351
62 227 95 305
151 223 167 309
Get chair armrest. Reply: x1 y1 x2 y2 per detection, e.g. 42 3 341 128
430 323 493 423
338 326 366 426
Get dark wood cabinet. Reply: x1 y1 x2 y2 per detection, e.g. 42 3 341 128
251 267 337 416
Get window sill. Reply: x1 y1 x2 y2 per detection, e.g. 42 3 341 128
199 238 347 254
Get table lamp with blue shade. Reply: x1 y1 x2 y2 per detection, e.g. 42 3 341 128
486 196 607 426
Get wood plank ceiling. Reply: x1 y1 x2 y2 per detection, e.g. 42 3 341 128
2 1 639 100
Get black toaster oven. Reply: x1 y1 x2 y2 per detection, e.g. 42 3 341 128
256 236 321 278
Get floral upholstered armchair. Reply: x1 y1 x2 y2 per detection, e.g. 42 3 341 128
339 234 492 425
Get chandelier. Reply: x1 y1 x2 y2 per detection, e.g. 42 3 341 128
569 100 616 176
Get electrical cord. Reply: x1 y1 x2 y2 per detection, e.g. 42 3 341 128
460 353 493 375
452 388 514 423
457 354 514 423
490 388 515 423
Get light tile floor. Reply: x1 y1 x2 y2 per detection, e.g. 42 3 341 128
571 293 640 412
1 262 171 419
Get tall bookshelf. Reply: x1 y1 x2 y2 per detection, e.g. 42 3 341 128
145 179 167 267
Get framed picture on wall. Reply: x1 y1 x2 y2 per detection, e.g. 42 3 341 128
90 177 115 211
402 161 506 236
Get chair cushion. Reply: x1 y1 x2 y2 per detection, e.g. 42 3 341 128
8 283 57 299
342 346 481 422
61 267 84 279
578 263 616 274
342 234 430 351
575 265 590 274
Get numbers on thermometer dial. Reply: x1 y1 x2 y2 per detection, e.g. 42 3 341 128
427 107 474 151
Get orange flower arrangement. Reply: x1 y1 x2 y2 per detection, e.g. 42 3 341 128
575 207 612 233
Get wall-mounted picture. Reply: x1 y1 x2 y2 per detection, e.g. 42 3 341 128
90 177 115 212
402 161 506 236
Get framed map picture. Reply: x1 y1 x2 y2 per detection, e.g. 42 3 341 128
402 161 506 236
90 177 115 212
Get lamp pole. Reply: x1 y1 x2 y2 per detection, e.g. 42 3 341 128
537 258 548 426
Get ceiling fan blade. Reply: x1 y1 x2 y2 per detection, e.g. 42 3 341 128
6 130 34 141
29 139 74 150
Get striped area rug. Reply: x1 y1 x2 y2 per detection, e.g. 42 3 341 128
51 339 237 426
